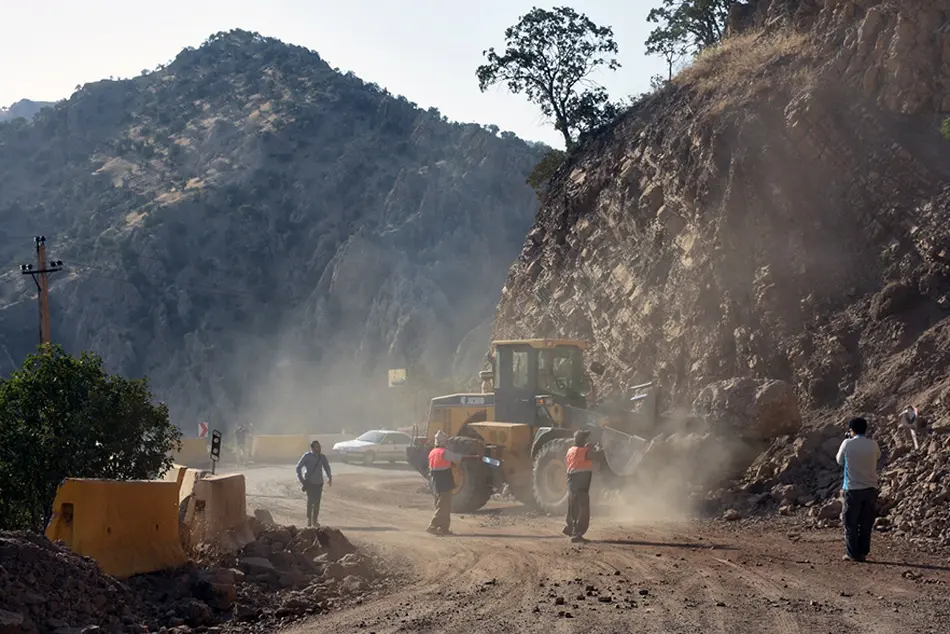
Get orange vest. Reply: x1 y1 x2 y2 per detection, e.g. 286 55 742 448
429 447 451 471
566 445 593 473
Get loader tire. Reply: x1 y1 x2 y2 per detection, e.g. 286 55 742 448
445 436 492 514
532 438 572 514
445 435 484 457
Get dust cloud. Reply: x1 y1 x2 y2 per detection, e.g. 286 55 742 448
597 415 761 524
233 327 486 440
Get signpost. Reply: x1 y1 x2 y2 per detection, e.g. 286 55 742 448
388 369 408 429
198 421 209 439
388 368 407 387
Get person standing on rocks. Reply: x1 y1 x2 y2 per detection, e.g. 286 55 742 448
563 429 603 544
427 430 467 536
296 440 332 527
836 417 881 562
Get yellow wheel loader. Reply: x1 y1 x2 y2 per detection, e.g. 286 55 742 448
406 339 658 514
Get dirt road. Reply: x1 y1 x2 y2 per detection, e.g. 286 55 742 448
235 462 950 634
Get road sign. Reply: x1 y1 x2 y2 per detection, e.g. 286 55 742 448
198 421 209 439
388 368 407 387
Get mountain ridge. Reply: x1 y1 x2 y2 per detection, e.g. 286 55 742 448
0 99 53 123
0 29 544 432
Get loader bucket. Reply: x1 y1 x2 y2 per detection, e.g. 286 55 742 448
406 441 431 478
600 426 649 476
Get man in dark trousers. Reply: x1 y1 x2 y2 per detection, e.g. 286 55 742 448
836 417 882 562
563 429 603 543
426 430 468 536
296 440 332 527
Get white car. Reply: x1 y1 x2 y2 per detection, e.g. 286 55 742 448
332 430 413 465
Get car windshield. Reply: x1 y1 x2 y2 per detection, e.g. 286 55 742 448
356 431 385 443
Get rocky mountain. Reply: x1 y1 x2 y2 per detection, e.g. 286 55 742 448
493 0 950 536
0 30 542 431
0 99 53 123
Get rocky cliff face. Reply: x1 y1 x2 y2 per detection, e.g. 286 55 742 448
494 0 950 521
0 30 542 430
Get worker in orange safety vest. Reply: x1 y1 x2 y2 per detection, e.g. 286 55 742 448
563 429 603 543
427 430 468 535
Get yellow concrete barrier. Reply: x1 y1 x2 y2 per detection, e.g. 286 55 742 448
46 478 186 578
250 434 310 463
181 474 253 552
173 438 209 467
177 467 211 505
162 464 188 491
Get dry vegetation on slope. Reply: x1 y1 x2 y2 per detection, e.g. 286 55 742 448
494 0 950 540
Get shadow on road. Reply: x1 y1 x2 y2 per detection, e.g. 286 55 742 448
333 526 401 533
596 538 735 551
470 506 543 518
451 533 564 540
865 560 950 572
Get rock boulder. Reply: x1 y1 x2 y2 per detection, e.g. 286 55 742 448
693 378 802 441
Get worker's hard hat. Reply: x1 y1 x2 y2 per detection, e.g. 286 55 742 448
434 430 448 446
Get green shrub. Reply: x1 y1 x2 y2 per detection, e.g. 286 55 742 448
0 345 180 531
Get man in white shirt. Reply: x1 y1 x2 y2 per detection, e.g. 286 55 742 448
835 417 882 562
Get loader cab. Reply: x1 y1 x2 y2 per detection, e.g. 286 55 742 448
492 339 590 425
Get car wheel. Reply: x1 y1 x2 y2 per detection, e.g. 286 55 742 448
362 452 375 466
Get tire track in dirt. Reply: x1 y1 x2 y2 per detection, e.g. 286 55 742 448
237 465 950 634
711 557 802 634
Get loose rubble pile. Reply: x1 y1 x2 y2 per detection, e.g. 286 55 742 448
0 531 134 634
0 513 380 634
706 410 950 549
533 572 654 619
490 0 950 549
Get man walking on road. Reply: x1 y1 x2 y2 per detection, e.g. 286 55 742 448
296 440 332 527
836 417 881 562
427 430 466 536
564 429 603 543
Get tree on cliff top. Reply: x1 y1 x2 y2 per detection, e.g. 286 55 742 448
646 0 734 61
0 345 180 531
476 6 621 150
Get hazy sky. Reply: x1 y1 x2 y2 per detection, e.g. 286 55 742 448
1 1 666 147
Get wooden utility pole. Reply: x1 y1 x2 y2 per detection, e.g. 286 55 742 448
20 236 64 346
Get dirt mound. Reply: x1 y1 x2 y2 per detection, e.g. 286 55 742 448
0 522 380 634
0 531 135 633
492 0 950 543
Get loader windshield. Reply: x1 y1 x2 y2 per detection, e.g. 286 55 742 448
537 346 585 400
